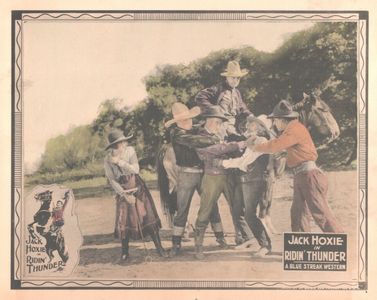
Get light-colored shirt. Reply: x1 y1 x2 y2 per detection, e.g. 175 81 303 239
222 137 267 172
104 146 140 197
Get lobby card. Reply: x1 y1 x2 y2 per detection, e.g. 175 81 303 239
9 9 368 292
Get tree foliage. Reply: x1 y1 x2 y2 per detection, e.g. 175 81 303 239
36 22 357 177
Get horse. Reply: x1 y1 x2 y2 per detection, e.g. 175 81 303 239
156 92 340 233
27 190 69 263
293 92 340 145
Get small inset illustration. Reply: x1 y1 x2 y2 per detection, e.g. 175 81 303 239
24 186 82 277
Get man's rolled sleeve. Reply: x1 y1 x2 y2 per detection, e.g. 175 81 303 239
254 128 298 154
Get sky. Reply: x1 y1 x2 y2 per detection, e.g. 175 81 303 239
23 20 314 172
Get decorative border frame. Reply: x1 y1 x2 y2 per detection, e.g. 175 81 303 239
11 10 368 290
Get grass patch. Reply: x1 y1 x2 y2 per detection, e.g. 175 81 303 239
62 177 107 190
25 169 158 200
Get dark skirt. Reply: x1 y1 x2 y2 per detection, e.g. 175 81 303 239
114 174 162 240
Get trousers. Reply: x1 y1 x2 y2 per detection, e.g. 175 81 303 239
173 171 223 236
292 169 343 233
239 178 272 249
195 173 253 240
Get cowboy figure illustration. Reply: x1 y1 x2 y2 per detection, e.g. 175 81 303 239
27 190 70 264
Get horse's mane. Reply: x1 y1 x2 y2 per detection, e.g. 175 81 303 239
294 93 340 142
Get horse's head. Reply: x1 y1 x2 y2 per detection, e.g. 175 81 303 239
33 190 53 226
34 190 53 202
296 92 340 143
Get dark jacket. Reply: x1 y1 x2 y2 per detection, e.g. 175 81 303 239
170 125 218 169
195 81 251 115
196 127 242 175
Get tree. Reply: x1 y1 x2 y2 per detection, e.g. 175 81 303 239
36 21 358 176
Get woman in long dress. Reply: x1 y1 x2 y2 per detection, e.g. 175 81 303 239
104 129 168 261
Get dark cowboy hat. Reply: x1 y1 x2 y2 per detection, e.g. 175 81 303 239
105 129 133 150
268 100 299 119
201 105 228 121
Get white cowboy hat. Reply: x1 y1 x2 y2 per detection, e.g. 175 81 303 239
164 102 201 128
221 61 249 77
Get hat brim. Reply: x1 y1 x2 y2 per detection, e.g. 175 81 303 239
220 69 249 77
105 134 133 150
267 112 299 119
164 106 201 128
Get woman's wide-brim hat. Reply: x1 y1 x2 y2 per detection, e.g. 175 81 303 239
221 60 249 77
164 102 201 128
201 105 229 121
105 129 133 150
268 100 299 119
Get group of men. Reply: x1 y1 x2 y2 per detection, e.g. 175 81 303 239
164 61 343 260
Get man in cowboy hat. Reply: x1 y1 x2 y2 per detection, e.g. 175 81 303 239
193 105 254 260
217 115 278 257
252 100 343 233
165 102 229 256
195 60 252 137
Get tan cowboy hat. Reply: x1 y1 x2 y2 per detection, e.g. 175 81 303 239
164 102 201 128
105 129 133 150
221 60 249 77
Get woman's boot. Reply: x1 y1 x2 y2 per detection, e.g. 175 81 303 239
150 229 169 258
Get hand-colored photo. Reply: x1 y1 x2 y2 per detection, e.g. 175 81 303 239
11 11 367 290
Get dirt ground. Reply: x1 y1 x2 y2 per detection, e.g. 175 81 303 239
72 170 359 282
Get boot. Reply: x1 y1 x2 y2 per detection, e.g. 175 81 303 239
194 227 206 260
150 229 169 258
235 235 245 246
214 231 229 249
121 236 130 261
170 235 182 257
253 246 270 258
